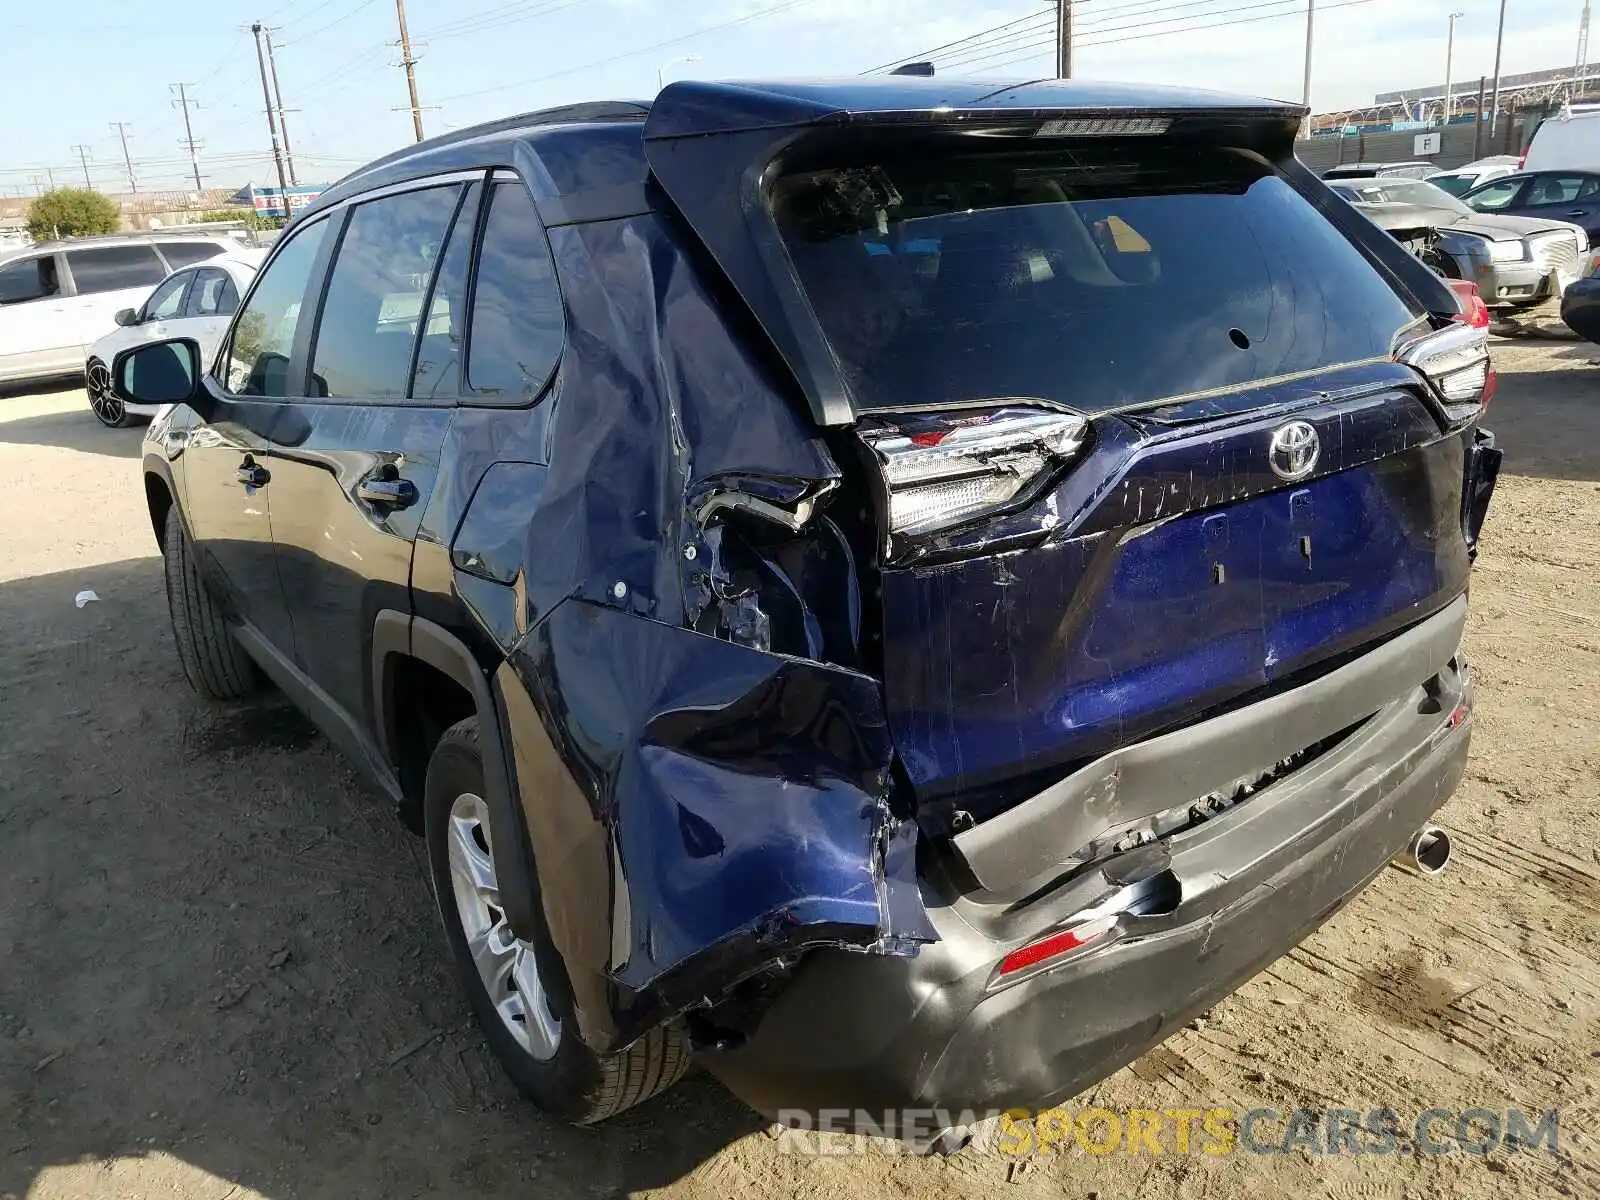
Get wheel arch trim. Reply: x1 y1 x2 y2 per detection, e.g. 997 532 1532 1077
371 609 541 942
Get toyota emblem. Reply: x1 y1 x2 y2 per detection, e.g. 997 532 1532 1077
1268 420 1320 481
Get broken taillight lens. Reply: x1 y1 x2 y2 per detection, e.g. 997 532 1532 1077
1397 320 1494 426
1446 279 1491 329
859 407 1089 538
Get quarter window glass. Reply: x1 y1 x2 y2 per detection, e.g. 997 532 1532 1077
309 185 462 399
411 187 480 398
146 273 191 320
158 241 228 269
191 269 241 316
1530 174 1590 204
223 218 330 397
467 183 563 399
66 245 168 294
0 256 58 304
1467 179 1524 210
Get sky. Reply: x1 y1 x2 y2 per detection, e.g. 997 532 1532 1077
0 0 1589 194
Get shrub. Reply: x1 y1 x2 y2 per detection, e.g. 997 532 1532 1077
26 188 120 240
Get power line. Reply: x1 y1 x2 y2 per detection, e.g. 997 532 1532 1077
863 7 1055 73
431 0 812 105
418 0 586 42
282 0 384 46
961 0 1375 73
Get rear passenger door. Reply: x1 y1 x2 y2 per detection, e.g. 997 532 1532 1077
0 252 71 380
61 244 170 353
261 177 475 737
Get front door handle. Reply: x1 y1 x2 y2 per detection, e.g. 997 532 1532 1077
356 476 419 508
1568 209 1589 217
236 455 269 487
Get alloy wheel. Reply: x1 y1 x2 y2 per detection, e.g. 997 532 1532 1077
86 360 124 427
446 791 562 1060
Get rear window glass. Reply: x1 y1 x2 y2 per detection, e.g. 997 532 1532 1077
771 141 1422 413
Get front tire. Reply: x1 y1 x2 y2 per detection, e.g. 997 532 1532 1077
86 358 133 428
162 508 260 700
424 718 688 1124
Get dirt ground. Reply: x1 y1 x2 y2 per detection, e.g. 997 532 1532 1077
0 343 1596 1200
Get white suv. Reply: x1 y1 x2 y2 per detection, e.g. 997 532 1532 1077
0 234 242 389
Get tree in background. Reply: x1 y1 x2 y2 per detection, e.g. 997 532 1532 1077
25 189 121 240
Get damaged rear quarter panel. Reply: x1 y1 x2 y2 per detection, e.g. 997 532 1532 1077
452 208 929 1053
504 599 928 1049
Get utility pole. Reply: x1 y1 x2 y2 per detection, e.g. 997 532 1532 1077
1300 0 1316 138
262 26 298 186
251 22 293 213
1443 12 1463 124
395 0 426 141
1576 0 1592 99
171 83 205 192
1473 75 1487 157
1055 0 1072 78
1489 0 1508 139
71 145 93 189
109 121 138 193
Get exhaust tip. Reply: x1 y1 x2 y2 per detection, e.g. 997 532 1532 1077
1399 825 1452 876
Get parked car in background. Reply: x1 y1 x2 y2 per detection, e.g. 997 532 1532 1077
0 233 242 389
85 250 264 426
1430 156 1523 196
1331 176 1589 306
1323 161 1443 180
1522 108 1600 172
1460 170 1600 244
110 78 1498 1139
1559 253 1600 342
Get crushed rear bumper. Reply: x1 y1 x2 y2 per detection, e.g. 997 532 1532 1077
704 605 1475 1126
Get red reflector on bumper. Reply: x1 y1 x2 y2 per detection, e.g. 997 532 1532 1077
998 916 1118 976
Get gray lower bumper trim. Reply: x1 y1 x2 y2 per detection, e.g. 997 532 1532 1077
953 595 1468 892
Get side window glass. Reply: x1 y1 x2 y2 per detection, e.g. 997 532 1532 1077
0 256 59 304
467 182 563 401
223 218 330 397
158 241 227 269
66 245 168 295
411 186 481 399
1467 179 1524 210
145 273 191 320
1532 174 1585 204
309 185 462 399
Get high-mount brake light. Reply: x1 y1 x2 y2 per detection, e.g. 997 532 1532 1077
859 407 1090 538
1397 320 1494 426
1035 117 1171 137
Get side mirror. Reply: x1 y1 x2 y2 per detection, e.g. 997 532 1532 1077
114 307 140 327
111 338 206 412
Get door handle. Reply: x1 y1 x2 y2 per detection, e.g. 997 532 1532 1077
356 476 419 508
1569 209 1589 217
236 456 269 487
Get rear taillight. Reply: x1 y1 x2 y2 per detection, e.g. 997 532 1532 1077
859 407 1089 538
1397 320 1494 425
1447 279 1491 329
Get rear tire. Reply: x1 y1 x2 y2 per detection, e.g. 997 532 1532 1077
87 358 133 428
424 717 688 1124
162 508 260 700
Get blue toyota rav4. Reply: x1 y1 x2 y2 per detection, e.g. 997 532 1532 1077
115 78 1501 1134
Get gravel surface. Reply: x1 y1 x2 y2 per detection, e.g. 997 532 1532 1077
1 344 1596 1199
